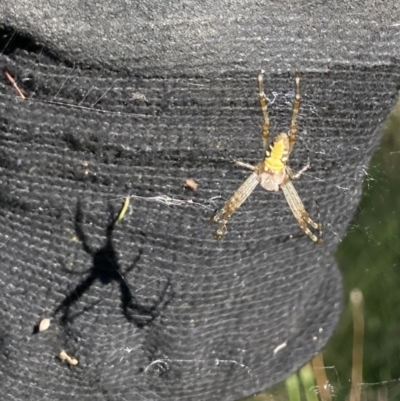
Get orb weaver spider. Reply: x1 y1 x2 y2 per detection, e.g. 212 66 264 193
211 71 322 244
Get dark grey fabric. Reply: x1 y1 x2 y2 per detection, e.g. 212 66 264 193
1 0 400 72
0 1 399 400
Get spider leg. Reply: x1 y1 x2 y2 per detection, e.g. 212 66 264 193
288 72 301 155
258 70 270 154
234 160 257 171
281 180 322 244
286 157 310 180
211 171 259 240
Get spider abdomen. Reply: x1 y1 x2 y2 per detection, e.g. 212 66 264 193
259 168 286 191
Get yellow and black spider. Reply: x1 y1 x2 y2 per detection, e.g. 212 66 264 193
211 71 322 244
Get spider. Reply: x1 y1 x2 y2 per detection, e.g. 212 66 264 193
211 70 322 244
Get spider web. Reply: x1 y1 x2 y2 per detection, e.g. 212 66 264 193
0 2 400 400
247 106 400 401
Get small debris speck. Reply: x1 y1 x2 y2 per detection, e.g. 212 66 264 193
59 350 79 366
38 318 51 332
184 178 198 191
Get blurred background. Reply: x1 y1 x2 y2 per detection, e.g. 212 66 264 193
245 98 400 401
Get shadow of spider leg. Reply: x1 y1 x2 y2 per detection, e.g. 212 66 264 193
54 201 173 327
120 275 172 328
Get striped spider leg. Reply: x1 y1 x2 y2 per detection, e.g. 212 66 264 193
211 71 322 243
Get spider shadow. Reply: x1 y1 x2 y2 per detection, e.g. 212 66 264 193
53 201 172 328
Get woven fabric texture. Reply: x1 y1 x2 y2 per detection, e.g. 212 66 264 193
0 1 400 400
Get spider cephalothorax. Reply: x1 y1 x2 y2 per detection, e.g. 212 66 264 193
211 71 322 244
